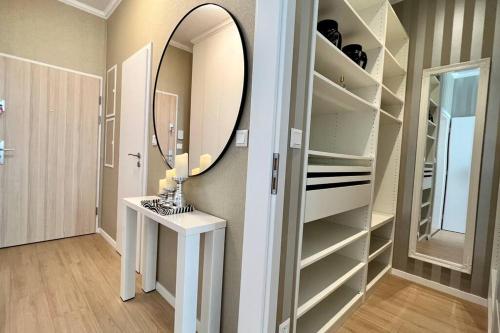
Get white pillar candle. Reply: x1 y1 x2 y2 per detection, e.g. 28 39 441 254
165 168 176 190
191 167 201 176
175 153 189 178
199 153 212 171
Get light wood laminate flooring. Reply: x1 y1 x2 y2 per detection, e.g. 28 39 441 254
338 274 487 332
0 234 487 332
0 234 173 332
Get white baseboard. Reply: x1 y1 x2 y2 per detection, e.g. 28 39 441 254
155 281 202 331
97 227 117 249
391 268 487 307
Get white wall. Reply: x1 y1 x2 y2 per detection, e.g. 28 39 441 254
189 21 244 171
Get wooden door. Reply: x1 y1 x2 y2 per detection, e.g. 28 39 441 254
154 91 177 164
0 55 100 248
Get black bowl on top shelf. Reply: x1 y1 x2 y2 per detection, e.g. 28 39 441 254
317 20 342 49
342 44 368 69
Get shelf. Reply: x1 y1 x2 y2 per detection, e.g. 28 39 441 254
296 285 362 333
421 201 431 208
383 48 406 78
429 98 438 108
371 211 394 231
380 109 402 124
431 75 440 87
318 0 383 50
369 237 392 261
427 135 436 141
307 165 372 173
301 222 367 269
315 32 379 89
298 254 365 318
313 72 377 114
420 218 429 226
381 84 404 106
385 5 408 51
428 120 437 127
418 234 427 241
308 150 373 161
366 261 391 290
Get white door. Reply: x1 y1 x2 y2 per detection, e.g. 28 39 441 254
442 116 475 233
116 44 152 270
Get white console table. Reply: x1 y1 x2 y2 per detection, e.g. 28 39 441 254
120 196 226 333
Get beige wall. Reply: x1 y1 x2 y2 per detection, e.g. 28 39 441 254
0 0 106 77
103 0 254 331
393 0 500 298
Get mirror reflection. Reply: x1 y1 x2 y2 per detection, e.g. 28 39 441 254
410 60 489 273
153 4 245 176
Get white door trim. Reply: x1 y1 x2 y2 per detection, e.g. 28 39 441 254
115 43 152 263
0 51 104 233
237 0 296 331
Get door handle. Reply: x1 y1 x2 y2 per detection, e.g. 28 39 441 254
128 152 141 167
0 140 15 165
128 152 141 159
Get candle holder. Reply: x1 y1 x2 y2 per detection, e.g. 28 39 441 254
173 176 187 208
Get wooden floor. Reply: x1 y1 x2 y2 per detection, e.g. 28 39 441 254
0 234 174 332
338 274 487 333
417 230 465 264
0 234 488 333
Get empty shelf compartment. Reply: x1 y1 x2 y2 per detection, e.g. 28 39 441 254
296 277 363 333
301 206 369 268
367 260 391 290
371 211 394 230
298 251 365 317
369 236 392 261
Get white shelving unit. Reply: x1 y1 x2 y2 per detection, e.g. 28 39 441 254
418 75 440 240
292 0 408 331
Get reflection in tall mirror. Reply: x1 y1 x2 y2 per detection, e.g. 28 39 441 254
153 4 246 176
409 59 490 273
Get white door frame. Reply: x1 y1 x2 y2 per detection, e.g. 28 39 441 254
115 43 152 270
0 52 104 234
237 0 296 331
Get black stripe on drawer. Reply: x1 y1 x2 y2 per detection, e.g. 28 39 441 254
306 180 371 191
307 171 371 178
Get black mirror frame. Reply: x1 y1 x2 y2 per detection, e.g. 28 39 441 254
152 3 248 176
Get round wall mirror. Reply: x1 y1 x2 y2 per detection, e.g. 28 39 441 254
153 4 247 176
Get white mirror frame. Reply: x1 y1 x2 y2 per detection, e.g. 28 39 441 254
409 58 491 274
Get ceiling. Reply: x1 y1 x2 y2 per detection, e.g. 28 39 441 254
171 5 231 52
58 0 122 19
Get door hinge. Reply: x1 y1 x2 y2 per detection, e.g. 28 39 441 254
99 96 102 105
95 207 98 216
271 153 279 195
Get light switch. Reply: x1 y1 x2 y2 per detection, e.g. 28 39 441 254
177 130 184 140
152 134 157 146
290 128 302 149
235 129 248 147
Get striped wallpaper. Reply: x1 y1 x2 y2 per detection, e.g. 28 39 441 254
394 0 500 298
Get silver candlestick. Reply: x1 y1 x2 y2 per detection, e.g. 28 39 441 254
165 188 175 207
173 176 187 208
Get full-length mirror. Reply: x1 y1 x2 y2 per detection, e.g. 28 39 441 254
409 59 490 273
153 4 246 176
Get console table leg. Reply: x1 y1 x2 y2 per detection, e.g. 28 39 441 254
120 206 138 301
201 228 225 333
175 233 200 333
142 216 158 292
